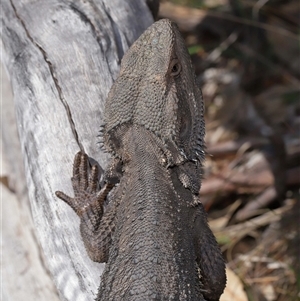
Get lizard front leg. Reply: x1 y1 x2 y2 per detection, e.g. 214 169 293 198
56 151 116 263
193 203 227 301
174 161 226 299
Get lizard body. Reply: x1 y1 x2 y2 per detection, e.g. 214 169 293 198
56 19 226 301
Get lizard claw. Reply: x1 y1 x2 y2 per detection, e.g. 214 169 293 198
56 151 104 217
55 190 74 207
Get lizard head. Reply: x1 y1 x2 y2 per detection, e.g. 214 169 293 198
103 19 205 166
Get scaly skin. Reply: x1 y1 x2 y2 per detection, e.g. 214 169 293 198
56 19 226 301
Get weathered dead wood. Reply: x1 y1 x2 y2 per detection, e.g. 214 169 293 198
1 1 154 300
2 62 61 301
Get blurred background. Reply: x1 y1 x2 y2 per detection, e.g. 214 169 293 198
159 1 299 300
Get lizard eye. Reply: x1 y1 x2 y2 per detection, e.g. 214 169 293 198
170 59 181 77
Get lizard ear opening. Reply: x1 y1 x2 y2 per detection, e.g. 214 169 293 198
170 59 181 77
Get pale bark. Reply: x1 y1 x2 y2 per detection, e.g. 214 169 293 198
1 1 153 300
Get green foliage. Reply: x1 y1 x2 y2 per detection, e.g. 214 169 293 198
188 45 204 55
169 0 206 9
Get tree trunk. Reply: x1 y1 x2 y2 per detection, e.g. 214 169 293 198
1 1 154 300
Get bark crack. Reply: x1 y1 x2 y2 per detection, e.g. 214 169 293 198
69 1 117 78
9 0 84 153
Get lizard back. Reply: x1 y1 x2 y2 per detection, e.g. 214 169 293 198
98 126 203 300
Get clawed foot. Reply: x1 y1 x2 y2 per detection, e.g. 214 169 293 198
56 152 110 218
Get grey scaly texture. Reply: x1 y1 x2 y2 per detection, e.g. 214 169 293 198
56 19 226 301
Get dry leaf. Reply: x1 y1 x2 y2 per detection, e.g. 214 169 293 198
220 267 248 301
